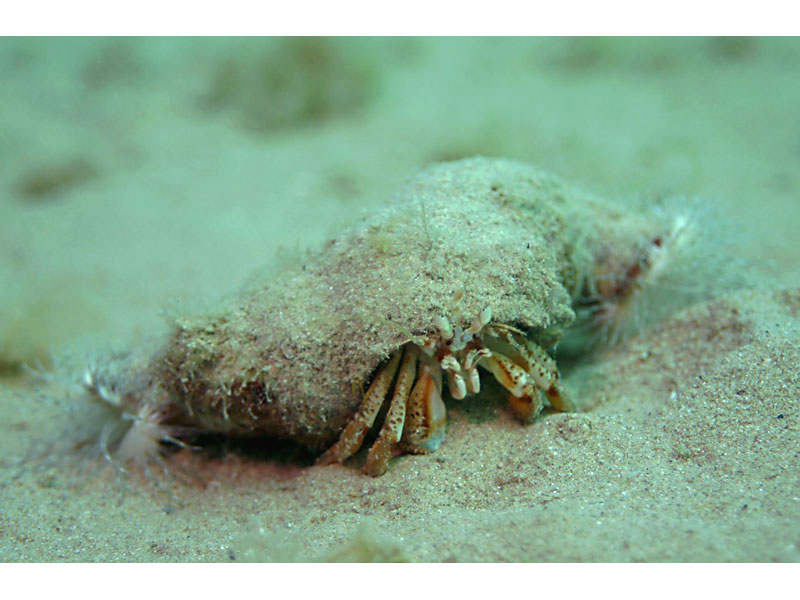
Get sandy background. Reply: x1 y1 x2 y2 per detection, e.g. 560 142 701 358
1 37 799 562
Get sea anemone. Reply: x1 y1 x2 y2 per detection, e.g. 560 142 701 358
12 341 196 500
567 196 745 350
79 351 197 493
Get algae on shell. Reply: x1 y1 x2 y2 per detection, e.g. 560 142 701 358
156 157 659 448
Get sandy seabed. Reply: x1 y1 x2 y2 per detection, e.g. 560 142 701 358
1 37 799 562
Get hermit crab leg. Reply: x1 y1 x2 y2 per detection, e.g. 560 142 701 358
485 325 574 412
483 352 528 398
479 350 544 421
462 347 492 394
507 380 545 422
440 354 467 400
316 349 402 466
400 362 446 455
364 345 419 477
516 336 573 412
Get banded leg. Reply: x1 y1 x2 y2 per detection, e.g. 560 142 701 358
317 350 402 466
364 345 419 477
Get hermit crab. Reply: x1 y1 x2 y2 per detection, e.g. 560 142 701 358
80 157 693 477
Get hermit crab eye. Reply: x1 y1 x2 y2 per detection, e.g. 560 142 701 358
433 315 453 341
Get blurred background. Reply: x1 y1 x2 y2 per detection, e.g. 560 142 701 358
1 37 799 374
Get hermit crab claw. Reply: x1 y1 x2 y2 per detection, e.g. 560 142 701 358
316 344 448 477
397 364 446 453
316 306 572 477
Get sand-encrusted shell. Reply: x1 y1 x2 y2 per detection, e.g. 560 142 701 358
156 158 656 448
